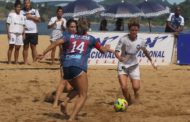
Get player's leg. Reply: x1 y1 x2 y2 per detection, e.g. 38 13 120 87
68 71 88 121
53 79 68 108
14 34 23 64
118 74 131 104
23 34 30 64
30 33 38 62
51 47 56 64
7 44 14 64
129 65 141 99
60 89 78 115
14 45 21 64
7 33 16 64
30 44 37 62
131 79 140 99
117 64 132 104
53 66 73 107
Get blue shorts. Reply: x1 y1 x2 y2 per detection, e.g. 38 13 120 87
63 66 85 80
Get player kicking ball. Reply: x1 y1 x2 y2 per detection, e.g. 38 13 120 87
114 18 157 105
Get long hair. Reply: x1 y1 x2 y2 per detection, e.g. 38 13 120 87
77 18 89 35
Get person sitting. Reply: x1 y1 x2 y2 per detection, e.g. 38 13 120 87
114 18 124 31
99 19 108 31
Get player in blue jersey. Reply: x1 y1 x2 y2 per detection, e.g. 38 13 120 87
52 19 77 108
37 18 113 121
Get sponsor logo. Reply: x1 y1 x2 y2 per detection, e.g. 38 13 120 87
96 36 119 46
90 52 115 59
138 36 168 58
145 36 168 48
90 36 119 59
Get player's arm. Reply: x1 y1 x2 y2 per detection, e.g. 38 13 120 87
166 21 176 32
22 25 26 40
43 39 64 55
6 14 11 40
26 10 40 22
114 51 124 62
95 42 114 53
141 47 157 70
6 23 10 40
166 13 176 32
37 39 64 60
48 19 56 29
114 38 127 62
176 26 184 32
115 50 131 62
26 13 40 22
176 17 184 32
61 20 66 31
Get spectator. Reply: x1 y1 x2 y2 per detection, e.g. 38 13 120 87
6 0 25 64
48 6 66 64
99 19 108 31
165 6 184 35
165 6 185 64
114 18 124 31
21 0 40 64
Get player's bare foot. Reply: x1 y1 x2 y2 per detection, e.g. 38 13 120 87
52 102 59 108
24 62 31 65
125 93 132 106
135 92 139 100
60 101 68 115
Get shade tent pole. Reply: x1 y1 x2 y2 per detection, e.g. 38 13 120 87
137 0 170 32
148 18 151 32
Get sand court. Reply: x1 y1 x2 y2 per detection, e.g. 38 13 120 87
0 35 190 122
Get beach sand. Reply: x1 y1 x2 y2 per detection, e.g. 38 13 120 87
0 35 190 122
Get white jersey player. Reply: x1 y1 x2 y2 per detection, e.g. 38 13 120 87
6 0 25 64
48 7 66 64
115 19 157 105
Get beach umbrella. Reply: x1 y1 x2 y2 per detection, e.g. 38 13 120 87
63 0 105 18
137 0 170 32
100 0 143 18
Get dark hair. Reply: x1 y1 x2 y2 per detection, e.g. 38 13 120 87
128 18 140 30
115 18 124 31
175 6 181 11
23 0 30 3
77 18 89 35
15 0 21 7
56 6 64 13
66 19 78 28
99 19 108 31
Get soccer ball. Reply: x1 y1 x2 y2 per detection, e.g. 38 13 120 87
114 98 128 112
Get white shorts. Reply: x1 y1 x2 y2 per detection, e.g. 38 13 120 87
118 63 140 80
50 30 63 42
9 33 23 45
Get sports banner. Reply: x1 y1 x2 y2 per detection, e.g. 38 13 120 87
88 32 175 65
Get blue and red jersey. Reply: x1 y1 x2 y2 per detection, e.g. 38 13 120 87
61 33 100 71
